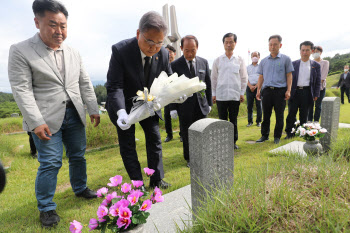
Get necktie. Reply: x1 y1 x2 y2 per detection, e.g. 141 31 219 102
144 56 151 87
189 60 195 78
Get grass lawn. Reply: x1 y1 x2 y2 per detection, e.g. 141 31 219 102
0 85 350 232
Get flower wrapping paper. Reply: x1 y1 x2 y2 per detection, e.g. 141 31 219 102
127 71 206 125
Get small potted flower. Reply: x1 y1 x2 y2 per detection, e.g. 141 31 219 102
70 168 164 233
293 121 327 156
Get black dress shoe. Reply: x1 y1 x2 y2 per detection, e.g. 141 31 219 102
180 136 183 142
186 161 190 168
284 134 294 140
274 138 280 144
234 144 239 149
75 187 97 199
150 180 171 189
40 210 60 228
246 122 253 127
164 135 173 142
256 136 269 143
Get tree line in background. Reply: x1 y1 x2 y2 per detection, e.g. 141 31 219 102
1 52 350 118
324 52 350 75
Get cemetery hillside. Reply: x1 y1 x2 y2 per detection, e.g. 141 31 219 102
1 61 350 232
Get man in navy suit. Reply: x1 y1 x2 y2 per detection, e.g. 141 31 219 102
336 65 350 104
285 41 321 138
170 35 212 167
106 11 175 189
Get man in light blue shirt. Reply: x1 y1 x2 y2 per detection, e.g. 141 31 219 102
256 35 294 144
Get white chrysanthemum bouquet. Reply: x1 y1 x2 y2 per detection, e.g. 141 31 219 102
293 121 327 141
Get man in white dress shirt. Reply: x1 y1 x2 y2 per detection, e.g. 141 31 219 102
285 41 321 138
211 33 248 149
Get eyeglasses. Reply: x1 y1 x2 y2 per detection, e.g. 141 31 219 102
141 33 164 48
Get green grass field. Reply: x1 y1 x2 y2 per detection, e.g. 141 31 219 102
1 82 349 232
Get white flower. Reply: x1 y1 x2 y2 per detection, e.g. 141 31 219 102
294 120 300 125
320 128 327 133
299 128 306 136
291 128 296 133
307 129 318 136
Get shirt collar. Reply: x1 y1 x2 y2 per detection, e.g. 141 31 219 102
36 33 63 51
140 50 152 60
185 57 196 64
268 52 281 59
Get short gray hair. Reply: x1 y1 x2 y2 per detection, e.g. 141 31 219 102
139 11 168 35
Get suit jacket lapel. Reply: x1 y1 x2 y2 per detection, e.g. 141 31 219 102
131 38 145 88
294 60 301 84
62 44 69 86
31 34 64 84
180 56 192 78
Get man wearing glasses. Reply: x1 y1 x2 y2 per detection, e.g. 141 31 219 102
106 11 173 189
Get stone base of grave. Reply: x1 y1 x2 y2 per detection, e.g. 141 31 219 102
144 185 192 232
270 141 306 157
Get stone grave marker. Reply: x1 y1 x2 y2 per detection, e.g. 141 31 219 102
188 118 234 217
320 97 340 151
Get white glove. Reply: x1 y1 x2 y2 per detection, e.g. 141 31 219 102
172 94 188 104
117 109 131 130
170 110 178 119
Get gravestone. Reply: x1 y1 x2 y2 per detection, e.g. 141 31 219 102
320 97 340 151
188 118 234 216
10 113 19 117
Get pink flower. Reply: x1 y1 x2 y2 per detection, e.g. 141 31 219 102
98 218 106 223
88 218 98 231
154 194 164 203
117 217 131 229
140 199 152 211
97 205 108 219
121 183 132 193
130 189 144 197
132 180 144 188
96 187 108 198
154 187 162 196
107 175 123 187
144 167 155 176
69 220 83 233
308 129 318 136
118 206 132 219
127 193 140 206
109 199 130 216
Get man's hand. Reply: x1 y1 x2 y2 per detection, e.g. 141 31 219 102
172 94 189 104
34 124 52 140
117 109 131 130
285 90 291 100
314 97 318 101
170 110 178 119
250 85 256 92
240 95 245 103
90 114 100 127
212 96 216 104
256 91 261 101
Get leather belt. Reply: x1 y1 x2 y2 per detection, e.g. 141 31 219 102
266 86 286 90
297 86 310 89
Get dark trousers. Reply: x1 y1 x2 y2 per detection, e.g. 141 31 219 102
164 104 181 137
179 96 205 161
246 86 262 124
116 115 164 182
261 87 286 139
340 86 350 104
216 100 240 143
27 131 36 155
285 88 312 135
308 88 325 122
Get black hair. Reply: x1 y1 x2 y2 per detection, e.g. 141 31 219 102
269 34 282 42
299 41 314 50
314 46 323 53
165 44 176 53
32 0 68 18
222 33 237 43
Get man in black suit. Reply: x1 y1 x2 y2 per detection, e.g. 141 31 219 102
285 41 321 138
106 11 176 189
337 65 350 104
170 35 212 167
